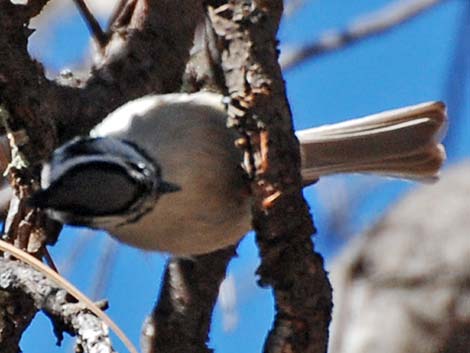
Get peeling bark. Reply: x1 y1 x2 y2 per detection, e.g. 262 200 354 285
207 2 332 352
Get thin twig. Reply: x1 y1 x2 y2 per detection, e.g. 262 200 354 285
72 0 108 49
442 0 470 153
43 247 59 273
91 237 118 300
281 0 445 71
107 0 129 30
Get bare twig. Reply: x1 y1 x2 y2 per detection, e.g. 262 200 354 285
91 237 118 299
281 0 445 71
72 0 108 48
442 0 470 153
42 246 59 273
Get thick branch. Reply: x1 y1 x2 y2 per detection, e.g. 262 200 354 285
0 0 204 161
0 0 202 349
208 1 332 353
0 2 58 161
281 0 445 71
141 246 236 353
0 257 116 353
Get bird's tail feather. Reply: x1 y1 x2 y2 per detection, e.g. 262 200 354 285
296 101 447 184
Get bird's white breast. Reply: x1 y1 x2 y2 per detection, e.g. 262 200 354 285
92 92 251 255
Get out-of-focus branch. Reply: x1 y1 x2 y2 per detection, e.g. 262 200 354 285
442 0 470 154
141 246 236 353
281 0 445 71
284 0 307 17
90 237 119 299
329 161 470 353
0 257 116 353
208 1 332 352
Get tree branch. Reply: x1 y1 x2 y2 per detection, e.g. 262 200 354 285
72 0 108 48
141 246 236 353
1 0 205 160
208 1 332 352
0 257 116 353
0 0 203 349
281 0 445 71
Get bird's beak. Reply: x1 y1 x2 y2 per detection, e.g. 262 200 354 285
158 181 181 194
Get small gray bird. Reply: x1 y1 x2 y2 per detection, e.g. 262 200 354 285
29 92 447 255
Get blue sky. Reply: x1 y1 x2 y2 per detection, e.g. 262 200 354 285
22 1 469 352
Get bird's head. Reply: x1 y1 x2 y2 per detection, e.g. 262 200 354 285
29 136 180 228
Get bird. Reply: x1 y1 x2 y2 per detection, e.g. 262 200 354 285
27 92 447 256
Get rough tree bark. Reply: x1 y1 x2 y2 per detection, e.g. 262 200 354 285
207 2 332 353
0 1 331 352
0 0 205 351
0 257 115 353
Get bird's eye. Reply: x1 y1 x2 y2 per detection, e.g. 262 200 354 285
131 162 153 178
